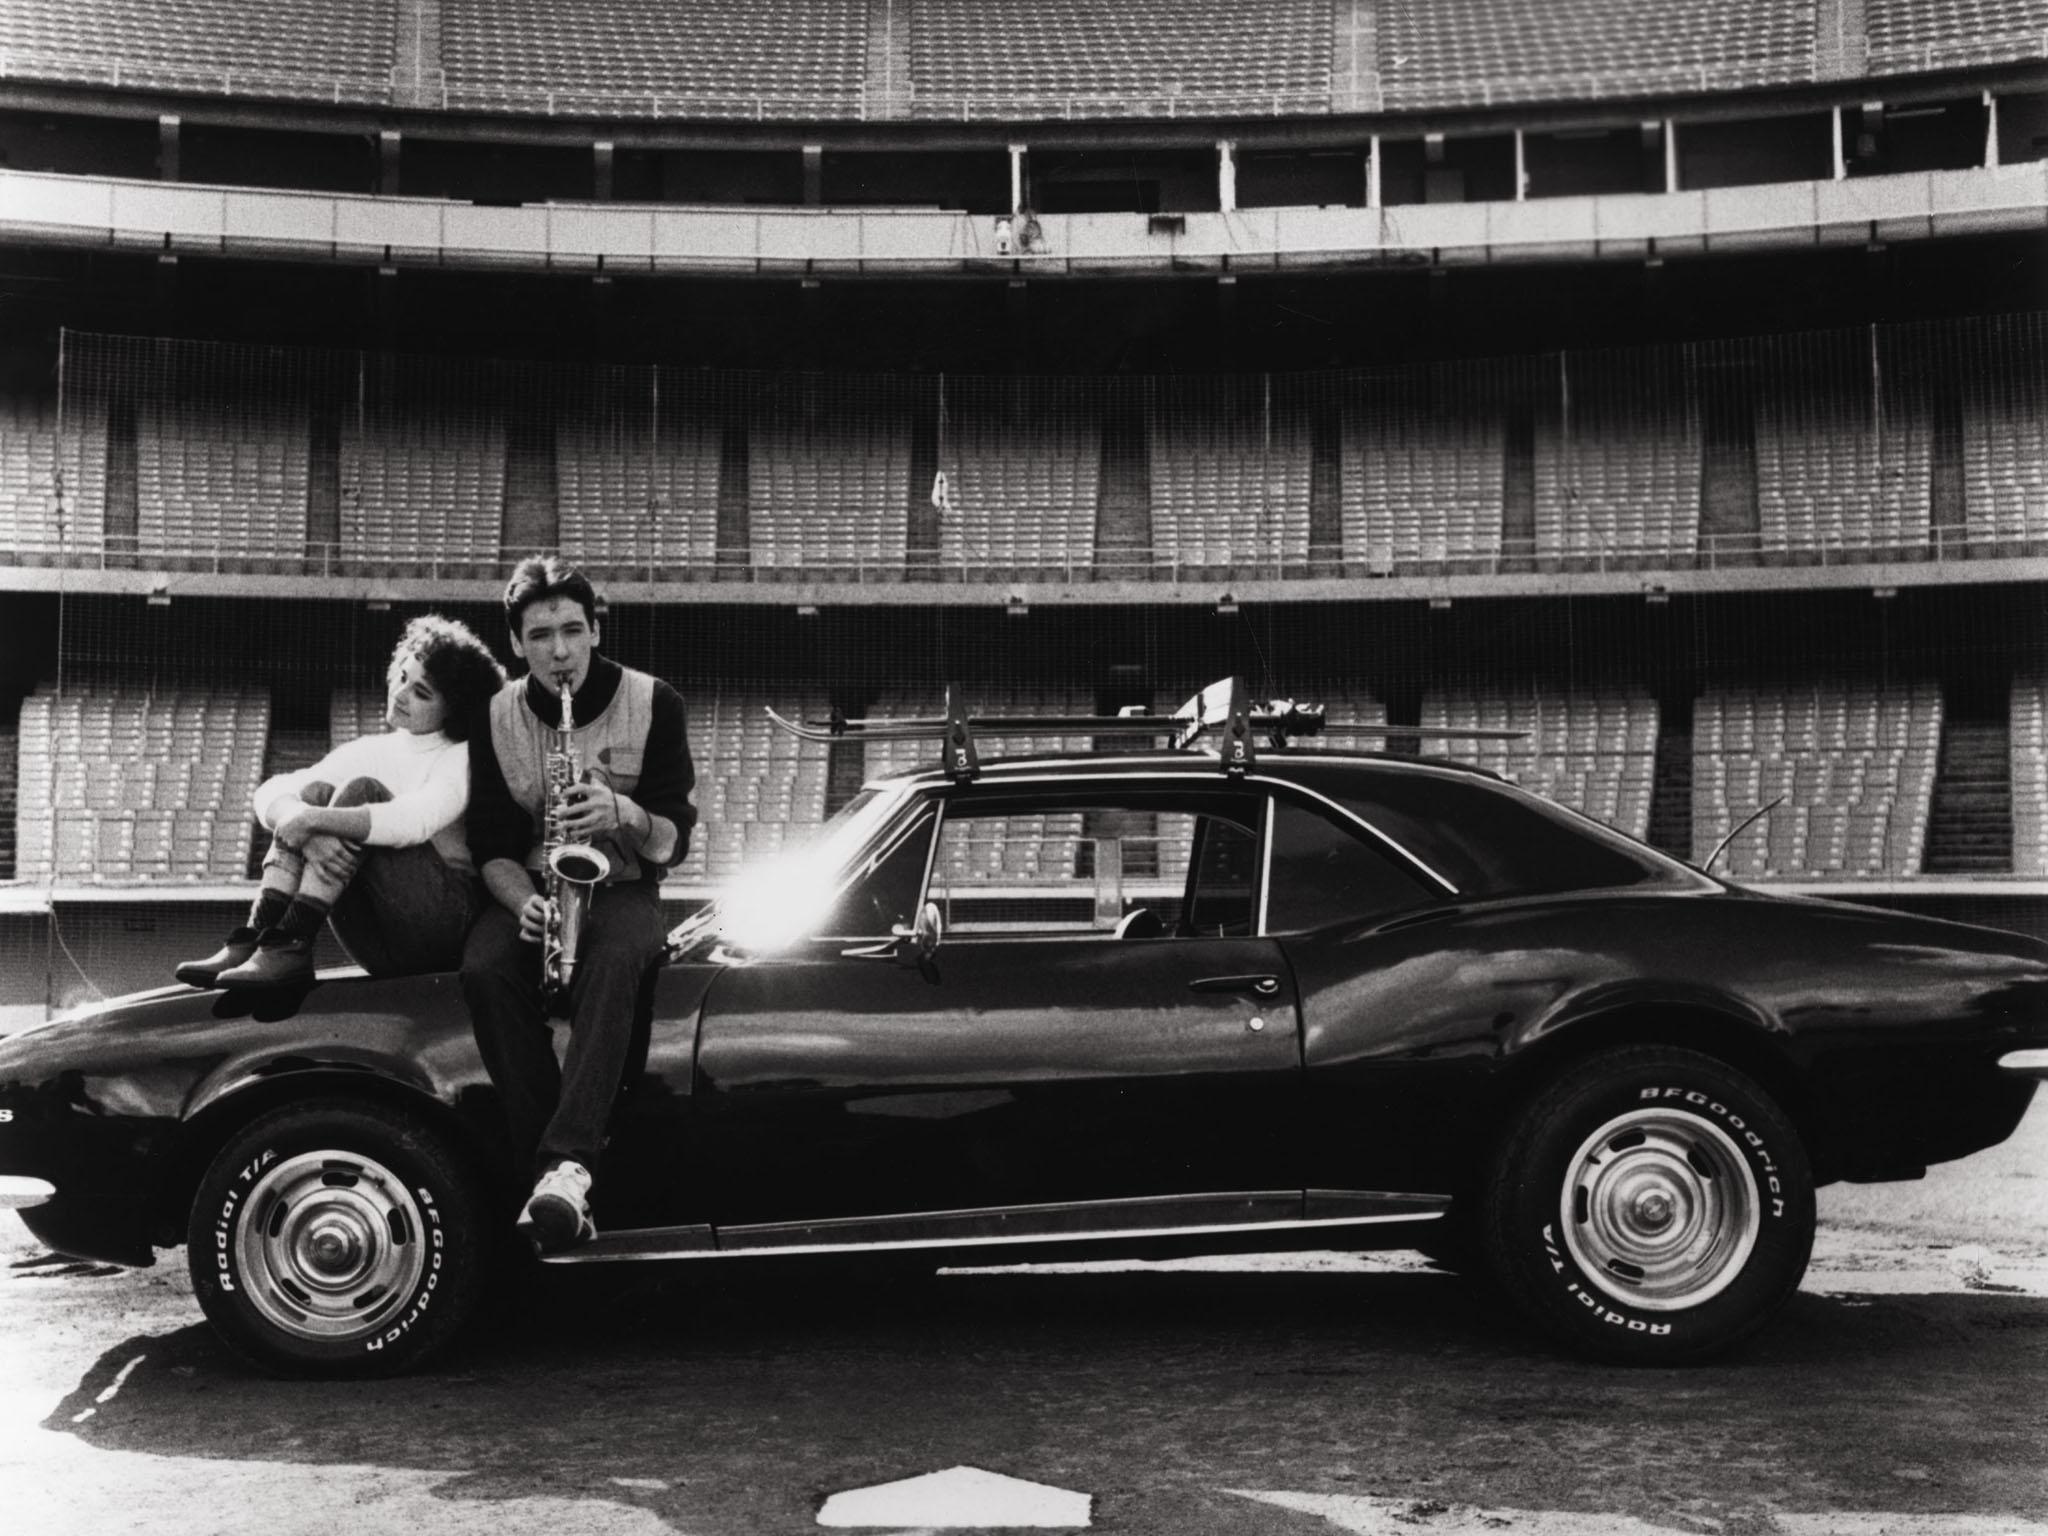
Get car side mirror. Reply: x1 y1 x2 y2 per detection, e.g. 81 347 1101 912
891 901 943 968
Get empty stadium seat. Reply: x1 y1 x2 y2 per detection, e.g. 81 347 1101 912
1378 0 1814 110
0 0 393 98
0 395 107 561
1421 687 1659 840
1149 415 1312 572
937 412 1100 578
1535 403 1702 564
339 419 506 572
2013 670 2048 878
1867 0 2048 73
1691 681 1942 877
748 419 910 577
1961 386 2048 550
1754 393 1932 558
440 0 866 117
136 403 309 567
14 683 270 884
1341 408 1504 572
910 0 1329 118
556 420 722 576
675 687 832 885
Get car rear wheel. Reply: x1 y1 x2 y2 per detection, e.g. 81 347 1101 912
1479 1045 1814 1364
188 1098 484 1377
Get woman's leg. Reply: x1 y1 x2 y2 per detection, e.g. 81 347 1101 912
174 780 333 986
328 845 480 975
218 777 378 988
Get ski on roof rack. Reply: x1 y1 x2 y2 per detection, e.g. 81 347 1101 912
766 677 1524 783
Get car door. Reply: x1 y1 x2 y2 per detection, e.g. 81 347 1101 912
691 779 1305 1235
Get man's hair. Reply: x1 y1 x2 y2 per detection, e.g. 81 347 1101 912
388 614 507 743
502 555 598 636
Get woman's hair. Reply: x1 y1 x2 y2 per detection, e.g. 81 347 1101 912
387 614 507 742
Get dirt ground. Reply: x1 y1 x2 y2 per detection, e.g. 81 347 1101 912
2 1100 2044 1536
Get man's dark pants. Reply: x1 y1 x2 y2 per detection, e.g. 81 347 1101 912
461 878 665 1179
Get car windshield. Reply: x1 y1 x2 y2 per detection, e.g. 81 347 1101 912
667 784 913 956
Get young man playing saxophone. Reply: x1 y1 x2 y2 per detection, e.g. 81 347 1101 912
462 556 695 1253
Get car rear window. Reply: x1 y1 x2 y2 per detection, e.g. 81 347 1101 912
1332 771 1678 899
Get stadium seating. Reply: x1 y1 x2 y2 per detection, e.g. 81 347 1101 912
1867 0 2048 73
1691 681 1942 878
937 412 1100 578
556 421 723 577
675 687 832 884
0 395 106 561
909 0 1329 118
1535 406 1703 564
748 419 910 576
1420 687 1659 840
0 0 393 96
13 684 269 883
136 404 309 567
338 419 506 571
1378 0 1813 110
1961 387 2048 549
328 689 388 749
1148 415 1313 572
2014 670 2048 878
1340 408 1505 572
439 0 866 116
1754 394 1932 557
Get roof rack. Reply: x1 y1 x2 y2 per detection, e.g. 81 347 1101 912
766 677 1525 783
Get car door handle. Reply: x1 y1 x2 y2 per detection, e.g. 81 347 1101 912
1189 973 1283 996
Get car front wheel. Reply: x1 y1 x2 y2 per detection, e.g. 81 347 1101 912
1480 1045 1815 1364
188 1098 484 1377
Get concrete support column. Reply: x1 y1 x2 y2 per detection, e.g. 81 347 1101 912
802 144 823 206
379 130 402 196
1217 139 1238 213
1832 105 1848 180
1514 128 1527 200
594 140 614 201
157 115 179 181
1367 134 1381 208
1984 90 2000 169
1663 120 1679 194
1009 142 1027 212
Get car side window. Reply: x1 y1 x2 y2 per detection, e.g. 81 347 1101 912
1265 797 1436 932
816 807 937 939
1183 815 1259 936
926 789 1257 940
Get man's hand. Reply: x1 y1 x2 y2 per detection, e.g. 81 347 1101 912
558 782 622 842
517 892 551 945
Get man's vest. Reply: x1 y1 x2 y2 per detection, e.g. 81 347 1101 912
490 668 657 883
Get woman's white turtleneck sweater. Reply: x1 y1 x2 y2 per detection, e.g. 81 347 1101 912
251 728 473 873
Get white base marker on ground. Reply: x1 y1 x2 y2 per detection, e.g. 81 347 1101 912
1230 1493 2048 1536
818 1466 1090 1528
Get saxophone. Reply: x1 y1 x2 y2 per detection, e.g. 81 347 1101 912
541 674 612 1001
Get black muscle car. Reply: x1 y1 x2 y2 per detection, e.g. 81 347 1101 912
3 688 2045 1376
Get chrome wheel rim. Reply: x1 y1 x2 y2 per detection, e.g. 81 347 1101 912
1561 1108 1760 1312
236 1149 427 1343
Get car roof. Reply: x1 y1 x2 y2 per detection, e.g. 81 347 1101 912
866 748 1508 794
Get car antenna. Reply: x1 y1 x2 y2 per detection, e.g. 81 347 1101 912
1704 796 1785 873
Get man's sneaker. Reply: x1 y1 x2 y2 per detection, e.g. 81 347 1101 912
520 1161 596 1253
174 928 260 988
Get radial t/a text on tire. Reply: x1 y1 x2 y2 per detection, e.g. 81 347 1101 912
1480 1045 1816 1365
187 1097 485 1377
